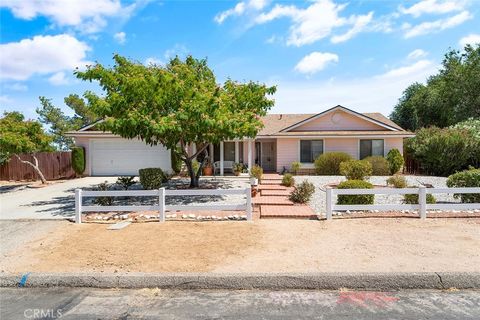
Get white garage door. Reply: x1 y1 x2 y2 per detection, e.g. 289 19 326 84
91 139 171 176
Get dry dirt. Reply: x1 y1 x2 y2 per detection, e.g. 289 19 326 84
2 218 479 274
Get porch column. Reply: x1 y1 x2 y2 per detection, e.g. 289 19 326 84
247 139 253 172
209 143 214 162
220 141 224 176
192 143 197 156
234 141 239 163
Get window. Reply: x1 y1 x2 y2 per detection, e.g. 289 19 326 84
360 139 384 159
300 140 323 163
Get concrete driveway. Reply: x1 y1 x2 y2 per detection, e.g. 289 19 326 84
0 177 118 220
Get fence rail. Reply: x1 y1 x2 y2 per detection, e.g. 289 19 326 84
326 186 480 220
75 187 252 223
0 152 74 181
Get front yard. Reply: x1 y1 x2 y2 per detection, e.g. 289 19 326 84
2 218 479 274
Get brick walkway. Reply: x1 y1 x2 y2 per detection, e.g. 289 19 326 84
253 173 317 219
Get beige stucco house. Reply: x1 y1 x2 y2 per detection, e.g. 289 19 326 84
67 105 414 176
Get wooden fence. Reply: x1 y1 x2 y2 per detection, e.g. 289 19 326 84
0 152 75 181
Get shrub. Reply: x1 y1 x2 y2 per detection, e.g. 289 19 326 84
250 165 263 181
233 162 244 175
289 180 315 204
386 175 407 188
71 147 85 175
116 176 136 190
192 160 200 176
337 180 374 205
93 181 113 206
139 168 167 190
446 167 480 203
170 148 182 174
290 161 301 175
403 189 436 204
281 173 294 187
339 160 372 180
314 152 352 175
386 148 404 175
364 156 390 176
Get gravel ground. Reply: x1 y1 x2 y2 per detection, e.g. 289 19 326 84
294 175 458 214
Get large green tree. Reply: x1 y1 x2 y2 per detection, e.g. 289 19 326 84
36 94 98 150
390 44 480 131
0 112 54 183
75 55 276 187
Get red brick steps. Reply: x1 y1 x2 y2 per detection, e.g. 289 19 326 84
261 189 292 196
260 205 317 219
260 180 283 185
253 196 294 206
257 184 287 190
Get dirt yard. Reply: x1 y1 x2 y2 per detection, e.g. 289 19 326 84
2 218 480 274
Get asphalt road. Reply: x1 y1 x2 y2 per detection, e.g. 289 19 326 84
1 288 480 319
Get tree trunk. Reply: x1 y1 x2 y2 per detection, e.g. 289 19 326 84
182 145 209 188
15 154 47 184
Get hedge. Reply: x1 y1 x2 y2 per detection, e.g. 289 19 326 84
446 167 480 203
337 180 374 205
71 147 85 175
139 168 168 190
314 152 352 175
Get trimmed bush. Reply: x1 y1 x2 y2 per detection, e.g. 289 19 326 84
364 156 390 176
403 190 436 204
386 148 404 175
71 147 85 175
337 180 374 205
170 148 182 174
339 160 372 180
250 165 263 181
386 175 407 188
314 152 352 175
290 161 301 175
289 180 315 204
446 167 480 203
281 173 294 187
139 168 167 190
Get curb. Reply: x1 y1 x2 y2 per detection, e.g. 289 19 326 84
2 272 480 290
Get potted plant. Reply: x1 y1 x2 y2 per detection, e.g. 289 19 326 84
233 162 243 176
202 159 213 176
250 165 263 186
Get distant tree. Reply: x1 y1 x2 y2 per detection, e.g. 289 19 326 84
390 44 480 129
37 94 98 150
0 112 53 183
75 54 276 187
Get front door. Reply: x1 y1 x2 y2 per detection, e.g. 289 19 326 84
261 142 275 171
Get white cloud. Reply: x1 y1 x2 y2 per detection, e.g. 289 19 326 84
114 31 126 44
0 95 13 104
254 0 373 46
399 0 465 17
459 34 480 47
404 10 472 38
294 52 339 75
214 0 268 24
0 0 141 33
4 83 28 91
272 59 437 115
48 72 70 86
407 49 428 60
0 34 91 81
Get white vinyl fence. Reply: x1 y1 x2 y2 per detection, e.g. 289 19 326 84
75 187 252 223
325 186 480 220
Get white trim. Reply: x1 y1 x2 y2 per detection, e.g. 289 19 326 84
77 119 105 132
258 134 414 139
280 106 400 132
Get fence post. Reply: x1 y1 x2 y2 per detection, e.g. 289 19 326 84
419 186 427 219
159 188 166 222
246 187 252 221
326 187 333 220
75 189 82 224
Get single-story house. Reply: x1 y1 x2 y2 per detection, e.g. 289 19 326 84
67 105 414 176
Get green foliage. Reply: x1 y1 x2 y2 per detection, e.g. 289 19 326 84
314 152 352 175
339 160 372 180
289 180 315 204
37 95 98 150
192 160 200 176
451 118 480 139
250 165 263 181
281 173 295 187
0 111 53 164
139 168 167 190
75 54 276 188
364 156 390 176
170 146 182 174
390 44 480 130
386 175 407 188
407 126 480 176
446 168 480 203
337 180 374 205
116 176 136 190
71 147 85 175
233 162 244 174
290 161 301 175
386 148 404 175
93 181 113 206
403 190 436 205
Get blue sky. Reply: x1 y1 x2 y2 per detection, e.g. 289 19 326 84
1 0 479 121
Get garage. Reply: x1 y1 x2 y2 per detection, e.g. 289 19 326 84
90 138 171 176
